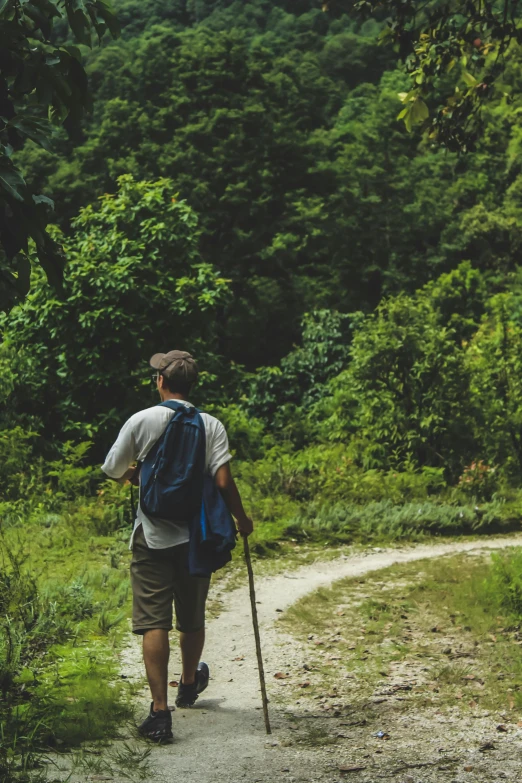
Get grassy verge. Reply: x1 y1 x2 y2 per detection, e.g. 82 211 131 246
0 496 140 782
262 549 522 781
277 548 522 735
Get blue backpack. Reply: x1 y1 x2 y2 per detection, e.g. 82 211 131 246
140 401 206 522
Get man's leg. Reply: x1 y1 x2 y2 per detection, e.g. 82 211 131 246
143 629 170 712
173 543 210 687
179 628 205 685
174 583 210 707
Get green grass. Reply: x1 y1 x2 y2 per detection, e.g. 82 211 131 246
0 504 137 782
286 499 522 544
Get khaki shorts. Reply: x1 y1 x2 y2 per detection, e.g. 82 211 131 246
130 526 210 635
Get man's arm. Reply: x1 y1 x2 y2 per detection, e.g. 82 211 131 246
214 462 253 536
101 419 138 483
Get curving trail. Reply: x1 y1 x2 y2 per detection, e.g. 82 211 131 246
113 535 522 782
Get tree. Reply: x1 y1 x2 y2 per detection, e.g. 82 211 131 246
467 291 522 477
15 14 400 367
324 0 522 150
245 309 356 443
0 176 232 451
315 291 475 476
0 0 119 311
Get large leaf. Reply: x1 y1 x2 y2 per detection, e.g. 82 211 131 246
0 0 119 308
23 2 53 38
0 165 28 202
33 194 54 208
462 71 478 88
8 116 55 151
410 98 429 125
66 5 92 45
35 236 65 291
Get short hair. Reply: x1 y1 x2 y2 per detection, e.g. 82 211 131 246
161 373 194 397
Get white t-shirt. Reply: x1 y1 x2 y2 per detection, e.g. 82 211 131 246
101 401 232 549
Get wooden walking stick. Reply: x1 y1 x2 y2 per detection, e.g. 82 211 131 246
243 534 272 735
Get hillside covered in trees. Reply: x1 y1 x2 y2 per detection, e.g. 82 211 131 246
14 0 522 366
2 0 522 479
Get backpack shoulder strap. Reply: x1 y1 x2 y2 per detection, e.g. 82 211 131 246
158 400 188 413
158 401 204 421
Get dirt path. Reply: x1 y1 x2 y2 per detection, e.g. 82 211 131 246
111 536 522 782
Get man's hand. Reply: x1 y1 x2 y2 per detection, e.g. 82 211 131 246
236 514 254 537
215 463 253 536
116 465 138 485
129 463 141 486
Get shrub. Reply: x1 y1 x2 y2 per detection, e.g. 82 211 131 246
314 293 476 477
46 441 97 499
457 460 498 501
235 443 446 508
209 404 272 461
0 175 232 446
0 428 41 502
466 292 522 479
245 309 357 439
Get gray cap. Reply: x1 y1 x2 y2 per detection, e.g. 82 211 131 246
150 350 199 384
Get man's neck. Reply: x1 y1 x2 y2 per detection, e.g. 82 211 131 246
160 391 187 402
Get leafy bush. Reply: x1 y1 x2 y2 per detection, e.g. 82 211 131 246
62 488 133 538
0 428 41 501
235 443 446 509
0 176 232 447
466 292 522 479
246 310 357 435
0 429 132 538
423 261 490 342
209 404 273 461
46 441 97 499
0 539 70 779
314 292 476 477
456 460 499 501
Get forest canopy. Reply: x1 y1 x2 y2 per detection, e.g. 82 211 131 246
11 0 522 370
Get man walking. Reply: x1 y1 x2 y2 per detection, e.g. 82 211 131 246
102 350 253 741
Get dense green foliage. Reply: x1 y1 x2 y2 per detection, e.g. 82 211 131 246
13 1 522 366
0 0 119 311
2 0 522 523
0 175 231 446
0 461 135 781
330 0 522 150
